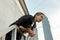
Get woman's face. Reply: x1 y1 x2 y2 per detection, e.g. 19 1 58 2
36 14 44 22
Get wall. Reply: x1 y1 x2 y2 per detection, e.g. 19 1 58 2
0 0 25 32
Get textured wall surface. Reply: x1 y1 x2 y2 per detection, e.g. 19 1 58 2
0 0 25 32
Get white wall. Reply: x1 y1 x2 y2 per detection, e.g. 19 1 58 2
0 0 25 32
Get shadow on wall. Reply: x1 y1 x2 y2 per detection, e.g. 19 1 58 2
42 15 53 40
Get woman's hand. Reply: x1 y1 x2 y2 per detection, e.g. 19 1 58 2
19 26 35 37
28 29 35 37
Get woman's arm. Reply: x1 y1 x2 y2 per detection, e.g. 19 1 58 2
19 26 35 37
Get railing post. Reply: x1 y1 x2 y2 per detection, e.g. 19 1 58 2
23 33 30 40
11 28 17 40
25 36 30 40
2 35 5 40
0 35 5 40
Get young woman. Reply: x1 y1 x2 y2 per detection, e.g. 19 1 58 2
5 12 44 40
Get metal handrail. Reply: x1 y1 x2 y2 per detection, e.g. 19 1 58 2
0 25 17 40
